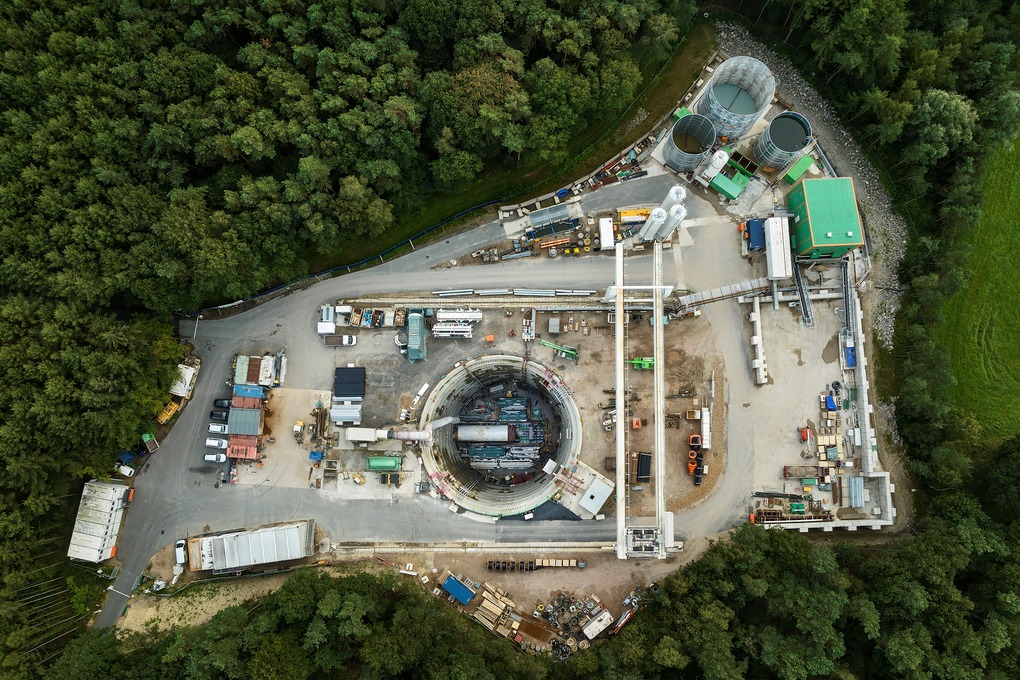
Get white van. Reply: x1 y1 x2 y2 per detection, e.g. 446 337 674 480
174 539 187 565
205 437 227 449
203 453 227 463
117 465 135 478
207 423 228 434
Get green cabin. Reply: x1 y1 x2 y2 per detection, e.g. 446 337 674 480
786 177 864 258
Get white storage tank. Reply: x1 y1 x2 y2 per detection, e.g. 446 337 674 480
637 208 668 242
701 149 729 182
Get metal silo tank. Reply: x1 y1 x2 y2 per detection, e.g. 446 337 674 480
660 185 687 212
754 111 812 170
638 208 668 242
662 115 717 172
697 56 776 140
701 149 729 182
657 203 687 241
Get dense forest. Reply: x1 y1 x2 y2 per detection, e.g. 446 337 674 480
0 0 693 668
1 0 1019 676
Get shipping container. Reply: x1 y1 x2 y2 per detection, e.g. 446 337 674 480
746 218 765 251
367 456 402 471
634 452 651 482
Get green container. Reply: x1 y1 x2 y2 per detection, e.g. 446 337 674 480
367 456 401 471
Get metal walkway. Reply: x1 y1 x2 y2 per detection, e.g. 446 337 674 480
840 260 854 333
792 264 815 327
672 278 771 313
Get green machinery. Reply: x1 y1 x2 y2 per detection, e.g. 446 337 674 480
538 339 578 361
627 357 654 370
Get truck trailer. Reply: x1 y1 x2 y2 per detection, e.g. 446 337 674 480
634 452 651 483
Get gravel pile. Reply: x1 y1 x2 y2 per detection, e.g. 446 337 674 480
715 23 906 350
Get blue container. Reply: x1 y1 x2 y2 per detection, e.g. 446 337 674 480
747 218 765 251
845 347 857 368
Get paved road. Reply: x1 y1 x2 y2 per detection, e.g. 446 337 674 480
98 174 754 627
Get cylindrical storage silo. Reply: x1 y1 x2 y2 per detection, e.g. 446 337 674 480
659 203 687 240
662 115 717 172
697 56 776 140
660 185 687 212
701 149 729 182
638 208 668 242
753 111 812 170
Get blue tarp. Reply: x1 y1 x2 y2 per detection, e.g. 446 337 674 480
118 451 136 465
441 575 476 606
233 384 265 399
309 450 324 461
845 347 857 368
825 395 837 411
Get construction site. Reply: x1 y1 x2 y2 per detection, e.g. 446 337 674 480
223 50 895 562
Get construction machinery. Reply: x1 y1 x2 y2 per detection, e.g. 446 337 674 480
538 339 578 361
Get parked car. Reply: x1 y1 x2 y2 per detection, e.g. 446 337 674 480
213 398 231 409
210 410 228 421
340 335 356 346
203 453 227 463
117 464 135 478
175 540 187 565
205 437 227 449
207 423 228 434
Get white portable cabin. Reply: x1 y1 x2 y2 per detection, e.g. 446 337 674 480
432 323 473 338
317 304 337 335
598 218 616 251
764 217 793 280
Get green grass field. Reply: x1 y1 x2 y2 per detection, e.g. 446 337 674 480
940 138 1020 439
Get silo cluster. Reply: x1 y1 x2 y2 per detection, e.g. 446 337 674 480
639 185 687 242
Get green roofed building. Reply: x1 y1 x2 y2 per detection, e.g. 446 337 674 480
786 177 864 258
